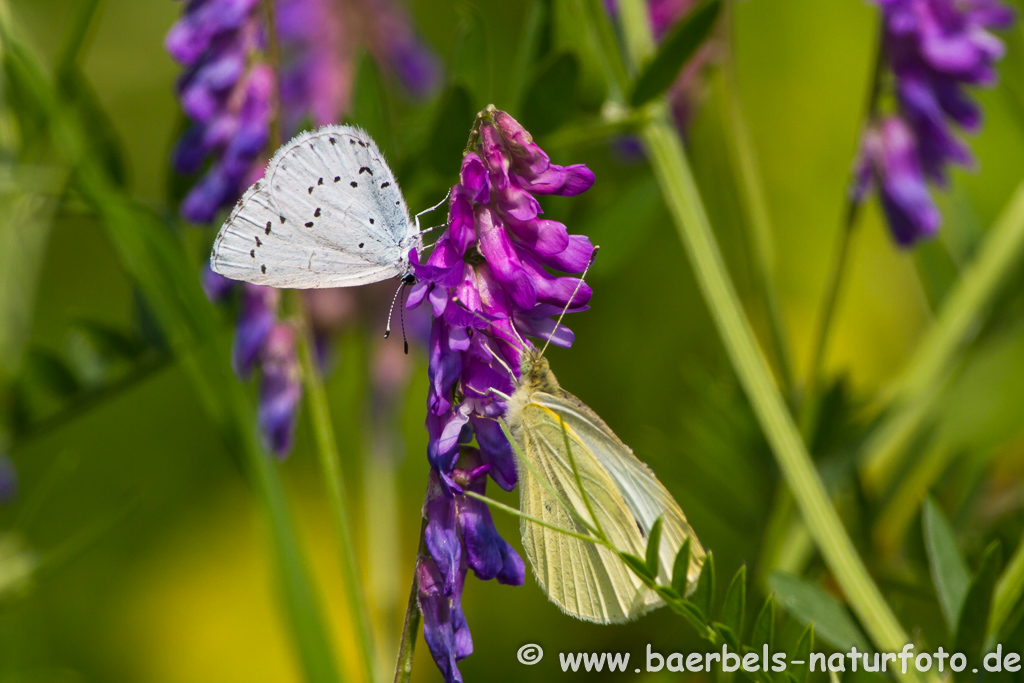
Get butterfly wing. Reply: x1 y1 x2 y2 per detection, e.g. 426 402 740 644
535 389 706 592
514 400 659 624
210 125 416 288
211 183 401 288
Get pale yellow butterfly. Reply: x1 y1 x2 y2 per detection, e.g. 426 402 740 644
498 345 706 624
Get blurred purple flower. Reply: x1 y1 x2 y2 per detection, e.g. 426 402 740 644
258 323 302 456
233 284 280 377
857 117 942 245
0 454 17 504
409 107 594 682
857 0 1014 244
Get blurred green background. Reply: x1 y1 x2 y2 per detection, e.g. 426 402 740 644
3 0 1024 681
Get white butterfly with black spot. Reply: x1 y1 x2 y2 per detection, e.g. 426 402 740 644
211 125 423 288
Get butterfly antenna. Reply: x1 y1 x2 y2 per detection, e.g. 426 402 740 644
414 189 451 232
539 247 599 358
384 280 405 339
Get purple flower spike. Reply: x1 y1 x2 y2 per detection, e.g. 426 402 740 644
858 0 1015 244
258 323 301 456
411 107 595 682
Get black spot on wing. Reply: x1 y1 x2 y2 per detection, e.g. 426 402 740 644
250 249 255 258
308 186 314 194
381 181 390 188
358 166 373 175
350 181 358 188
318 177 324 185
334 176 340 182
305 221 314 228
255 236 262 247
261 264 266 274
265 221 272 234
314 208 321 217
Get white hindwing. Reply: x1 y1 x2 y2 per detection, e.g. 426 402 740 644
512 389 705 624
210 125 417 288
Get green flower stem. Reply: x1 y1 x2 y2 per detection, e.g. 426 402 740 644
294 307 378 683
990 533 1024 642
861 179 1024 493
0 15 342 683
615 3 925 676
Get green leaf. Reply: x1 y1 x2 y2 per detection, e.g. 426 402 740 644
789 623 814 683
751 595 775 653
619 551 656 585
0 171 65 389
671 536 692 596
23 348 82 398
426 85 474 177
645 515 664 579
721 565 746 637
769 572 870 652
628 0 721 107
691 550 715 618
955 541 1002 668
520 52 579 137
58 68 127 186
712 621 740 650
923 497 971 633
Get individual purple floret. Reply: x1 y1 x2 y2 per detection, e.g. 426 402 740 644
408 106 594 682
233 284 280 377
857 0 1014 244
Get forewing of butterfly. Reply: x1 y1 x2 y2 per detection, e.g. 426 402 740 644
533 389 706 592
514 401 661 624
267 125 416 259
211 183 400 288
211 124 416 288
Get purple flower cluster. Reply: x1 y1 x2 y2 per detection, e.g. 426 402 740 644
408 107 595 682
856 0 1014 245
168 0 441 223
167 0 270 224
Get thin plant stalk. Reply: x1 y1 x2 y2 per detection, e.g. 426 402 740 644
295 308 378 683
612 4 930 678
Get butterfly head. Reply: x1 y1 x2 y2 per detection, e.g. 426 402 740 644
518 347 560 394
